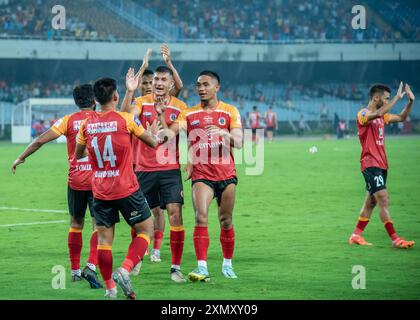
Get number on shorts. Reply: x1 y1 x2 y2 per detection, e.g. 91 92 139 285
374 175 384 188
91 135 117 168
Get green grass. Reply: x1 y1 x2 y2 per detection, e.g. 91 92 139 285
0 137 420 300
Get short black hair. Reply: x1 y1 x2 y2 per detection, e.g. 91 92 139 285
199 70 220 84
369 84 391 99
143 69 154 77
93 78 117 105
73 84 94 109
154 66 173 76
253 105 258 110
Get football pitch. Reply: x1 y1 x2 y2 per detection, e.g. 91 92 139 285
0 136 419 300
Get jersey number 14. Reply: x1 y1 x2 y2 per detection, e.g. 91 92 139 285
91 135 117 168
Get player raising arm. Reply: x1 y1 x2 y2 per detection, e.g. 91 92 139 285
12 84 103 289
349 82 415 249
75 78 158 299
157 70 243 282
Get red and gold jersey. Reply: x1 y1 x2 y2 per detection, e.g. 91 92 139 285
249 111 260 128
175 101 242 181
51 110 95 191
357 108 392 171
132 94 187 172
77 111 145 200
265 111 277 127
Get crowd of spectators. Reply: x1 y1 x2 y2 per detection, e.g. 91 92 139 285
0 0 417 42
140 0 407 42
0 0 112 40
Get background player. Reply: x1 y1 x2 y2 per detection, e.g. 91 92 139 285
349 82 415 249
158 70 243 281
249 105 261 144
11 84 102 288
264 106 278 142
75 77 158 299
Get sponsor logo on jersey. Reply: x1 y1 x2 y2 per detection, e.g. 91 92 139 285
218 117 226 125
143 112 153 118
87 121 118 134
191 120 200 126
204 116 213 124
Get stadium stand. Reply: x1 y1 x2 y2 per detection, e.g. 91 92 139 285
1 0 418 42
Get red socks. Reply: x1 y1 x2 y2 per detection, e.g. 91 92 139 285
153 230 164 250
193 226 209 261
97 245 114 290
170 226 184 266
354 217 369 235
384 220 398 241
220 226 235 259
87 230 98 266
121 234 150 273
68 227 82 271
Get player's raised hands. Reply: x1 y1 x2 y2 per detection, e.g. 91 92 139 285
396 81 406 99
11 158 25 174
161 43 172 66
205 125 229 138
405 84 415 102
126 67 140 92
138 48 152 74
146 120 165 144
155 95 168 115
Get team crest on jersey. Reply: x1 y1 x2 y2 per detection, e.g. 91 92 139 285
218 117 226 126
170 113 177 121
204 116 213 124
361 110 367 117
191 120 200 126
143 112 152 118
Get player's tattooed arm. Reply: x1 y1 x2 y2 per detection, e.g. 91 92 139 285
387 84 415 123
121 67 140 113
161 44 183 97
367 81 406 122
206 126 243 149
11 129 61 174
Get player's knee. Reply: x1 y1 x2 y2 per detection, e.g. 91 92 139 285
195 211 208 226
168 212 182 226
152 207 163 218
70 217 84 229
219 215 232 229
376 193 389 207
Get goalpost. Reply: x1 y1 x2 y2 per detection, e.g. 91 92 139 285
11 98 77 143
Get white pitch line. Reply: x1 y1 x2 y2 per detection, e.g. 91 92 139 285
0 207 67 214
0 220 67 228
